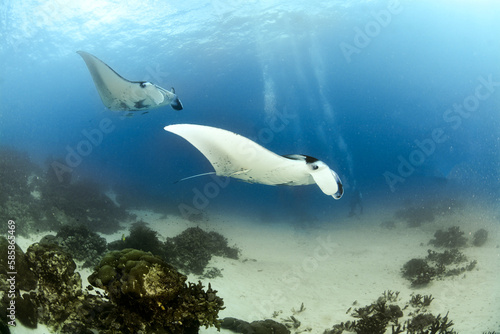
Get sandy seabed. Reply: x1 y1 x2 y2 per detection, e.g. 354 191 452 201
13 204 500 334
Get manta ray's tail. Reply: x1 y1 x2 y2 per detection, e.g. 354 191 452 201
174 172 216 184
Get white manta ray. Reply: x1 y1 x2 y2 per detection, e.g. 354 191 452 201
77 51 183 112
164 124 343 199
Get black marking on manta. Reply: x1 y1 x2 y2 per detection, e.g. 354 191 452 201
134 99 150 109
282 154 320 164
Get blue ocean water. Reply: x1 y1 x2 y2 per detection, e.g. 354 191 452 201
1 0 499 223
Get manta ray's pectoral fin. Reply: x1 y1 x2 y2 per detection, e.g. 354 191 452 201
309 164 343 199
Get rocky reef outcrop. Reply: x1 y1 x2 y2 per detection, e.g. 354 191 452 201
88 248 225 333
0 238 224 333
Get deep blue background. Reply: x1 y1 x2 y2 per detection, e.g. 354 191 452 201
1 0 499 222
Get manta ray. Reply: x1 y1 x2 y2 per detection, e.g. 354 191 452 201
77 51 183 112
164 124 343 199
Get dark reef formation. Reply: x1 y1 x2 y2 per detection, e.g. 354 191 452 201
401 258 436 287
401 226 481 286
0 148 44 236
323 291 457 334
0 318 10 334
0 237 38 329
110 224 240 276
39 224 108 268
0 147 134 236
429 226 467 248
24 242 87 331
221 317 290 334
40 166 134 234
394 198 463 227
163 227 240 275
426 226 489 249
1 238 224 333
402 248 476 287
88 248 224 333
0 237 37 291
472 228 488 247
108 220 164 255
395 205 435 228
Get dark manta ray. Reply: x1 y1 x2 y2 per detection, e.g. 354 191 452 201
77 51 183 112
164 124 343 199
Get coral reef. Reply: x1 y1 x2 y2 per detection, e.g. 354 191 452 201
25 242 85 331
0 237 37 291
0 237 37 329
394 198 463 227
472 228 488 247
40 167 134 234
350 300 403 334
401 258 437 286
202 267 224 279
2 241 225 333
39 224 107 268
0 148 41 203
108 224 239 277
0 318 10 334
407 313 438 332
323 292 457 334
426 249 466 266
88 248 225 333
221 317 291 334
395 205 435 228
429 226 467 248
108 220 164 255
409 294 434 308
0 147 135 236
402 248 476 287
0 147 45 236
163 227 240 275
22 242 135 333
406 313 455 333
